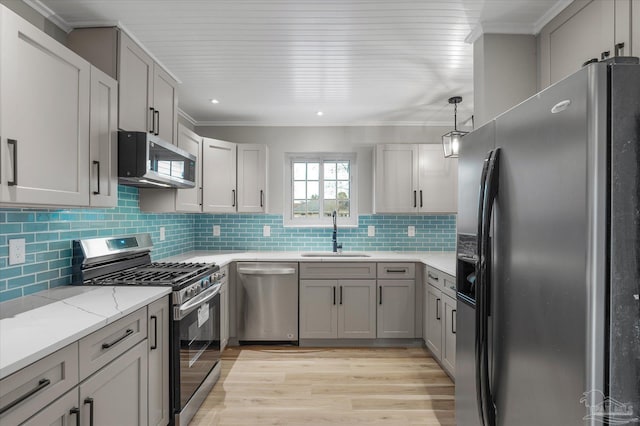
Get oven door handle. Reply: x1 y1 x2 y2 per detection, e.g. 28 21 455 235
176 283 221 319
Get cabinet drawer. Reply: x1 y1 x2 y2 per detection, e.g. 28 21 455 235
377 263 415 279
300 262 376 279
425 266 443 290
79 308 147 380
442 274 457 299
0 343 78 426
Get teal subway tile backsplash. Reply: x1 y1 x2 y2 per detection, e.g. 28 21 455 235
0 185 196 302
1 184 455 302
193 214 455 252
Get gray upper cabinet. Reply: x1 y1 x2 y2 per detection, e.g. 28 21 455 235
374 144 457 214
89 66 118 208
237 144 268 213
68 27 179 144
0 5 90 207
538 0 635 88
202 137 237 213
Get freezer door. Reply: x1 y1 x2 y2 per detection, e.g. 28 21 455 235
491 66 597 425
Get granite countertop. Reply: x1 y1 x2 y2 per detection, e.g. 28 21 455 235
0 286 171 380
167 251 457 276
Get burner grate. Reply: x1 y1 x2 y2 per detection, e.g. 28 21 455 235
90 262 214 286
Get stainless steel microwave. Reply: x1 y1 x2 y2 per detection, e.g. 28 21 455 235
118 131 196 189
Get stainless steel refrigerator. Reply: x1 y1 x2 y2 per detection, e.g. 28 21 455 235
455 57 640 426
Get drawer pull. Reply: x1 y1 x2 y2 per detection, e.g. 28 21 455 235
428 273 439 281
101 329 133 349
0 378 51 414
386 269 407 273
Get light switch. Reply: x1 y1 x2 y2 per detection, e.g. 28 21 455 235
263 225 271 237
213 225 221 236
9 239 26 265
368 226 375 237
408 226 415 237
159 227 166 241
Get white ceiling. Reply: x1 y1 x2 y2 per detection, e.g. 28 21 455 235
33 0 568 126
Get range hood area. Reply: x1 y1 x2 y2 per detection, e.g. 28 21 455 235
118 131 197 189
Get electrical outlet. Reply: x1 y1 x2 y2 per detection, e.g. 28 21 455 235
407 226 415 237
368 225 375 237
159 227 166 241
263 225 271 237
9 239 26 265
213 225 221 236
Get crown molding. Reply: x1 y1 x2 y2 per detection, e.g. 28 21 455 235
23 0 72 32
22 2 182 84
533 0 574 34
177 108 198 126
193 120 453 128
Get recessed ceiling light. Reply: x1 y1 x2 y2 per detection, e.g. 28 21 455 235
316 111 324 116
210 99 219 104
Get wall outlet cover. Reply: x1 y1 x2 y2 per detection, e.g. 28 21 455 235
9 238 26 265
368 225 375 237
213 225 221 236
159 227 166 241
408 226 416 237
263 225 271 237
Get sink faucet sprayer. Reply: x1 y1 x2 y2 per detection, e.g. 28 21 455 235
332 211 342 253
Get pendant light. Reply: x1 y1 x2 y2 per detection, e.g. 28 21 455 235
442 96 467 158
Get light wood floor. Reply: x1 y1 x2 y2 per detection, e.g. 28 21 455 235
189 346 455 425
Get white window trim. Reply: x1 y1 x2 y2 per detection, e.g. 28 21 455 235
284 152 358 228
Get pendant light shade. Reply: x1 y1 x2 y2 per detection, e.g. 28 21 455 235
442 96 467 158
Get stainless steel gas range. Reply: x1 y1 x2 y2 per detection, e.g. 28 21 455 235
73 233 224 426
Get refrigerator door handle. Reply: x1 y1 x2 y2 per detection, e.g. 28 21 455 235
474 149 492 426
479 147 500 426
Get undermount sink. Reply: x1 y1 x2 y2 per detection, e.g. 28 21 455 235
300 252 371 258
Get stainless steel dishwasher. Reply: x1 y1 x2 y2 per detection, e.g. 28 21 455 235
236 262 299 343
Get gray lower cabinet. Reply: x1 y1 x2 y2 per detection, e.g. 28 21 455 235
377 279 416 338
21 388 80 426
148 296 170 426
79 339 148 426
299 279 376 339
424 283 443 360
441 294 457 374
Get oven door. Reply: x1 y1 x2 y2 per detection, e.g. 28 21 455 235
173 284 221 411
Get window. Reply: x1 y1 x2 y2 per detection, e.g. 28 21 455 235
284 153 358 227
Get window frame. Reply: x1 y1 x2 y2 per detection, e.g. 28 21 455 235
284 152 358 228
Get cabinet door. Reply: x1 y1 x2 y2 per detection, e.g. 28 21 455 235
148 296 170 426
425 284 443 359
89 66 118 207
374 144 419 213
202 137 237 213
442 294 457 376
237 144 267 213
0 6 90 206
118 32 153 133
377 279 415 338
418 144 457 213
300 280 338 339
80 340 148 426
175 124 203 212
21 388 80 426
152 64 178 144
548 0 615 84
338 280 376 339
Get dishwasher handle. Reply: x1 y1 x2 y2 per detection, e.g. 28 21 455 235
238 267 297 275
